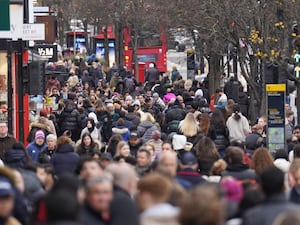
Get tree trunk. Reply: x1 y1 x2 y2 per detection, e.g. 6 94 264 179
208 52 221 96
83 19 89 54
104 26 109 66
133 30 139 81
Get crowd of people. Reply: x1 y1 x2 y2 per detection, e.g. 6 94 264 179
0 54 300 225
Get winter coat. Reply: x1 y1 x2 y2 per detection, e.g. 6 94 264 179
51 144 80 177
112 126 130 142
165 106 186 123
243 194 300 225
222 163 256 181
237 92 249 117
0 135 17 160
4 148 28 169
80 127 102 142
140 203 180 225
137 121 159 143
176 168 206 189
75 140 100 157
145 67 160 83
38 147 55 164
125 113 140 130
26 141 47 162
82 204 108 225
19 168 45 203
26 122 51 143
110 186 139 225
210 125 229 151
245 132 265 154
226 113 250 143
58 104 86 141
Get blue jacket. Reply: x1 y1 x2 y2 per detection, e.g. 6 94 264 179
26 141 47 162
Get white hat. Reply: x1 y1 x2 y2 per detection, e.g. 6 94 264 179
195 89 203 97
172 134 187 150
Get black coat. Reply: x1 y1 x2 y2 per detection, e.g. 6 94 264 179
243 194 300 225
125 113 140 130
165 106 186 123
51 144 80 177
38 147 55 164
245 132 265 153
58 105 86 141
82 204 108 225
110 186 139 225
222 163 256 180
238 92 249 117
4 148 28 169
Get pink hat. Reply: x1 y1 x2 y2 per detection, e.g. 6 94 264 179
221 178 243 202
35 130 45 139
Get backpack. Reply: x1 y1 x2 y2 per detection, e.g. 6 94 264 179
125 77 135 92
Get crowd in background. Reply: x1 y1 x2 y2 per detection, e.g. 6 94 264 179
0 54 300 225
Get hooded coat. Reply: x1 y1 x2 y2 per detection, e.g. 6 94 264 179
51 144 80 177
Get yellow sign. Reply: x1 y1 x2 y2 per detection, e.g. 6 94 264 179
266 84 286 92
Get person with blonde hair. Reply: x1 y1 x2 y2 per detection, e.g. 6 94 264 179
114 141 131 158
179 112 200 143
138 113 159 143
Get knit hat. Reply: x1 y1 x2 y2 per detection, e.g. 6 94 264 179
221 178 243 202
0 177 15 197
35 130 45 139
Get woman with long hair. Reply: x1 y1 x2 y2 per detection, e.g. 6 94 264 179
194 136 220 176
250 147 274 175
179 112 200 143
114 141 131 158
210 109 229 157
106 134 123 157
226 104 250 144
198 112 211 137
76 133 100 157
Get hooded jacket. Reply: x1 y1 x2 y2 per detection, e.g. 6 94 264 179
112 126 130 142
137 121 159 143
51 144 80 177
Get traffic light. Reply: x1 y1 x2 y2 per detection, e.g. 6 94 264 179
29 61 45 95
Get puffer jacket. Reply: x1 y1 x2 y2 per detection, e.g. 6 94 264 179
165 106 186 123
58 105 86 141
4 148 28 169
51 143 80 177
137 121 159 143
125 113 140 130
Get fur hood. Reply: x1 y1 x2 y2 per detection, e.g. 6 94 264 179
112 126 129 135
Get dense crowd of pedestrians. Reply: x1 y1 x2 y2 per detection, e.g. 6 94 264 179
0 54 300 225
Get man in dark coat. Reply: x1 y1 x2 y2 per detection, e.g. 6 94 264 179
108 163 139 225
176 152 206 189
0 122 17 160
243 167 300 225
222 147 256 181
145 63 160 89
58 100 86 142
82 177 112 225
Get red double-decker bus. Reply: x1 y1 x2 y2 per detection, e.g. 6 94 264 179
123 27 167 74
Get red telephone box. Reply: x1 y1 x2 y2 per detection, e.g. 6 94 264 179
132 63 146 82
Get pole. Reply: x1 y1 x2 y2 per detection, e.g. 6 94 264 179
17 39 24 143
232 47 240 102
7 41 13 134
